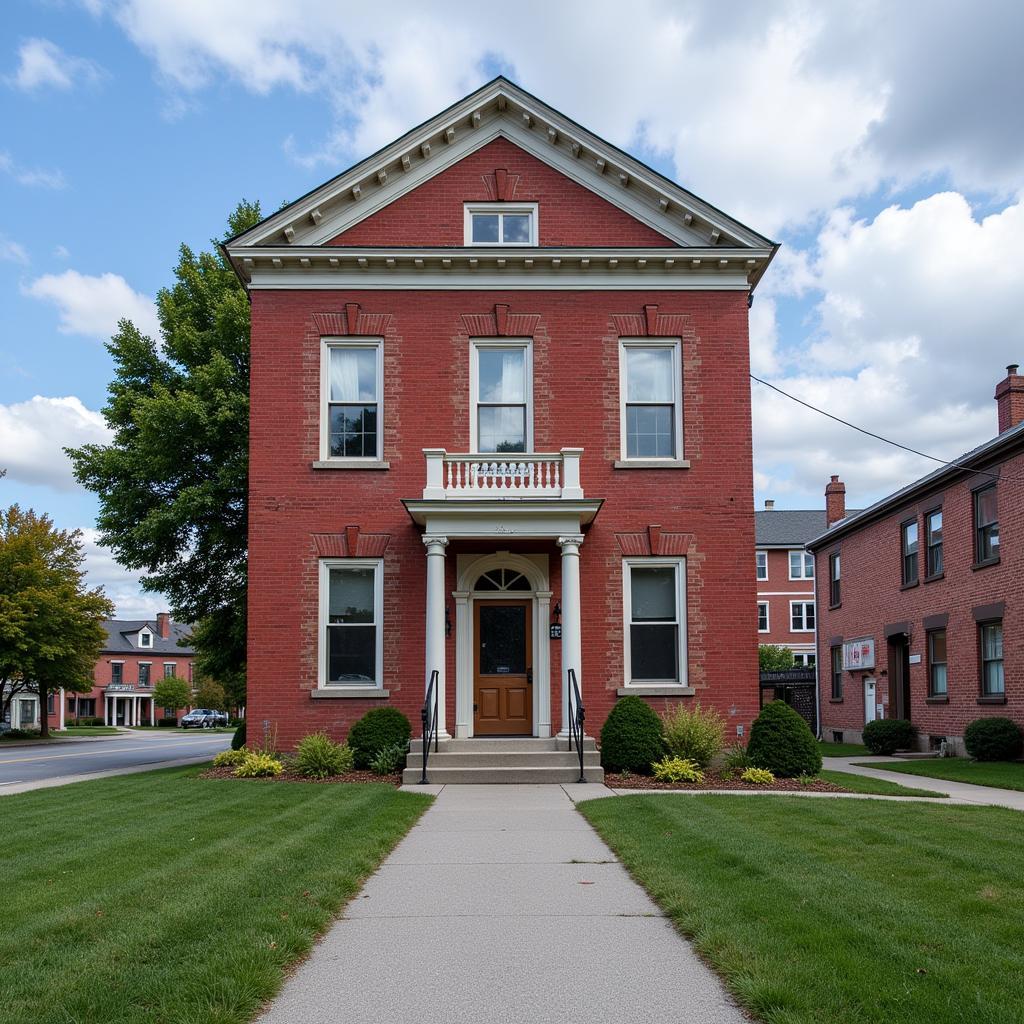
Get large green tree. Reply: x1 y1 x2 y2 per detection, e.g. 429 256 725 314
0 506 113 737
68 202 260 701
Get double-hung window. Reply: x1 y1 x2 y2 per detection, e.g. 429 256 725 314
138 663 151 688
974 485 999 564
163 663 176 679
111 662 123 686
623 559 687 684
756 551 768 580
789 551 814 579
320 559 384 689
757 602 769 633
471 340 531 453
464 203 537 245
980 621 1004 697
322 339 383 461
830 646 843 699
618 340 683 462
828 553 841 606
927 630 947 697
790 601 815 632
901 520 919 585
794 652 817 668
925 509 943 577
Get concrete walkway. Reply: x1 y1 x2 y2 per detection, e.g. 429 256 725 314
823 756 1024 810
258 784 745 1024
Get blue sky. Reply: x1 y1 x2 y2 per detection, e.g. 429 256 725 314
1 0 1022 615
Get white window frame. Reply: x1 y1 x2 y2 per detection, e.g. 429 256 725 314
319 337 385 464
469 338 533 453
621 557 688 687
618 339 684 463
756 551 768 581
163 662 177 678
793 652 817 668
138 628 153 648
790 600 816 633
789 550 814 580
463 202 539 246
757 601 770 633
318 558 385 692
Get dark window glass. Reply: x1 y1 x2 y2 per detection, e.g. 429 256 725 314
629 565 679 681
928 630 947 696
625 347 676 459
902 521 919 585
758 603 768 631
974 486 999 563
328 347 378 459
111 663 123 685
471 213 499 243
791 602 814 630
756 552 767 580
980 621 1004 696
478 604 527 674
926 509 943 577
831 646 843 699
829 553 841 606
163 664 175 678
327 566 377 683
139 663 151 687
327 625 375 682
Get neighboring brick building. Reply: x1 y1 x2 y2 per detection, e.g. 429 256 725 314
226 78 776 764
808 365 1024 753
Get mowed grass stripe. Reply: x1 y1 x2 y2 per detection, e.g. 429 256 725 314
0 767 431 1024
579 795 1024 1024
852 758 1024 793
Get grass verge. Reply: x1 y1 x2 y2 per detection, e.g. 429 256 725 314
853 758 1024 792
579 794 1024 1024
819 769 946 797
52 726 121 736
0 766 431 1024
818 740 870 757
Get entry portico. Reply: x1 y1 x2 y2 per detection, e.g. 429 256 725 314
103 687 157 727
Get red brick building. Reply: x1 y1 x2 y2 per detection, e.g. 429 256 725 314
809 366 1024 753
227 79 776 766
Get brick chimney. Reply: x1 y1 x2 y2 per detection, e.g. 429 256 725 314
825 475 846 526
764 499 775 510
995 363 1024 433
156 612 171 639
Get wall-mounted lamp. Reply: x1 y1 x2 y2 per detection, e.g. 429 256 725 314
445 606 452 638
552 602 561 625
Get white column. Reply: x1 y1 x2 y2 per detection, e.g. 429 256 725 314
453 590 472 738
58 688 65 731
535 591 553 738
423 534 451 739
558 535 584 737
104 697 109 726
151 697 156 726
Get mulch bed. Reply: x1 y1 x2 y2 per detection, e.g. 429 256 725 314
198 765 403 787
604 772 846 793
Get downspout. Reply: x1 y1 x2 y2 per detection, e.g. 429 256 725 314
812 548 822 739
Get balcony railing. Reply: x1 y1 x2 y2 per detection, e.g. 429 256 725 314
422 448 584 500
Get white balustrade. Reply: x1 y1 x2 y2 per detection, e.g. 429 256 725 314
422 448 583 499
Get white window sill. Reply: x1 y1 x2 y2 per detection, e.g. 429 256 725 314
311 687 391 699
613 459 691 470
312 460 390 470
617 685 696 697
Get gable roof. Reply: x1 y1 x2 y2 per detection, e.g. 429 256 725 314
225 77 777 292
101 619 195 656
755 510 829 547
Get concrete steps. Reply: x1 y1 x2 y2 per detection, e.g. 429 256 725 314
402 736 604 785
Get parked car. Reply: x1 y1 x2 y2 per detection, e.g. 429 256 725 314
180 708 229 729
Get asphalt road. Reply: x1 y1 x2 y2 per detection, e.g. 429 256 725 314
0 731 233 791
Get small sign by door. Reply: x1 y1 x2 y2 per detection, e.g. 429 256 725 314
549 623 562 640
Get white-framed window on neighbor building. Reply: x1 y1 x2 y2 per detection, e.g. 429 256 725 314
622 558 688 685
320 338 384 462
789 550 814 579
618 340 683 462
757 602 770 633
111 662 124 685
790 601 815 632
464 202 538 246
793 652 817 668
319 559 384 690
756 551 768 580
138 663 151 688
163 663 176 678
470 339 532 453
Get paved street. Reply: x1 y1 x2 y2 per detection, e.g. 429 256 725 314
0 731 232 794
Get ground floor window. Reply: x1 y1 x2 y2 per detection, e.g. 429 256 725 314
320 558 383 687
622 557 687 684
46 693 54 714
980 621 1004 696
927 629 947 697
69 697 96 717
830 646 843 700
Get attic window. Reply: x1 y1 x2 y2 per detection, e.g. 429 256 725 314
465 203 537 246
139 630 153 648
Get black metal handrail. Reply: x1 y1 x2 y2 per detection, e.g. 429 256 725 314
567 668 586 783
419 669 439 784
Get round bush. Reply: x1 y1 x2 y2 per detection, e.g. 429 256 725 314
862 718 915 756
747 701 821 777
348 708 411 769
600 696 665 774
660 703 725 769
964 717 1023 761
295 732 354 778
230 720 246 750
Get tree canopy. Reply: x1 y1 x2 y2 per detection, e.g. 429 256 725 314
68 202 260 700
153 677 192 714
758 644 796 672
0 505 113 736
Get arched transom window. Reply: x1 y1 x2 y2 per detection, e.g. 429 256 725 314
474 568 532 592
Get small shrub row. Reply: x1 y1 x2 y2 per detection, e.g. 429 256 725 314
213 747 247 768
740 766 775 785
965 717 1023 761
862 718 915 755
295 732 354 778
652 756 704 783
233 752 284 778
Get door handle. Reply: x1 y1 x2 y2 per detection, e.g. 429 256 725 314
527 668 533 685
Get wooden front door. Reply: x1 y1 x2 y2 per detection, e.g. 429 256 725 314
474 600 532 735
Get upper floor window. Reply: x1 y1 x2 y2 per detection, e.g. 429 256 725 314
320 559 384 689
618 340 683 462
756 551 768 580
790 601 815 632
163 663 176 678
901 519 919 585
138 629 153 648
111 662 123 685
789 551 814 579
622 558 687 685
794 652 816 668
925 508 943 578
757 602 769 633
321 339 383 461
139 663 151 688
464 203 538 246
980 621 1004 697
828 552 841 607
471 340 532 453
974 484 999 565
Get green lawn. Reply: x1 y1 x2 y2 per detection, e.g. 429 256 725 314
854 758 1024 792
819 740 869 757
53 725 121 736
0 767 431 1024
579 795 1024 1024
820 769 946 798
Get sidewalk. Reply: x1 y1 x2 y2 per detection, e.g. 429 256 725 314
257 784 745 1024
0 729 132 748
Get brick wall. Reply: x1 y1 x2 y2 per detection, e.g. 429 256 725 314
756 548 816 653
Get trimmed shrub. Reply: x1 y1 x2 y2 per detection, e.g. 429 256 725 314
295 732 354 778
660 703 725 768
722 743 753 773
652 756 704 783
213 748 247 767
348 708 411 769
600 696 665 774
157 718 178 728
862 718 916 756
741 767 775 785
233 752 283 778
370 743 407 776
964 717 1023 761
230 721 246 750
747 700 822 777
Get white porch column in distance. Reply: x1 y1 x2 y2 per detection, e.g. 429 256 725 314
58 688 65 731
103 696 108 726
557 535 584 737
423 534 450 739
453 591 472 738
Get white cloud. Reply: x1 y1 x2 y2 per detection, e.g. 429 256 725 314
22 269 160 342
0 395 111 492
79 528 168 619
8 37 105 92
0 151 66 189
53 244 70 260
0 234 29 264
